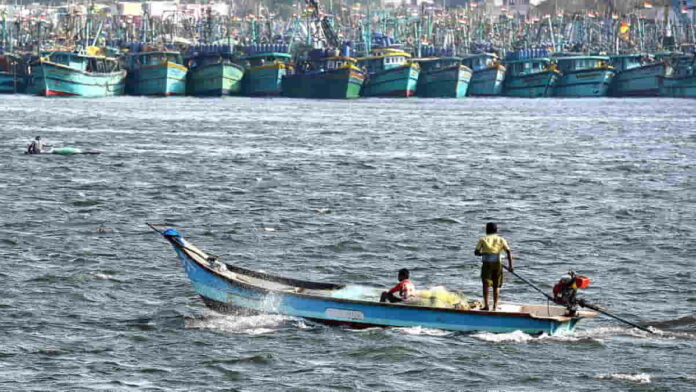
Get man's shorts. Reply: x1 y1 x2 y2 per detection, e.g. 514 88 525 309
481 262 503 288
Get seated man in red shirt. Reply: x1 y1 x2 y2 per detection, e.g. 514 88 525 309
380 268 415 303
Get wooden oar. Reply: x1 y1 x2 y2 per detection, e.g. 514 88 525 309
503 265 655 334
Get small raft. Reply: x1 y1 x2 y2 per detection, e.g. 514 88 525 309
149 225 597 335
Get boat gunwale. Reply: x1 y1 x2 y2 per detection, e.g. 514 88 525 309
163 232 594 323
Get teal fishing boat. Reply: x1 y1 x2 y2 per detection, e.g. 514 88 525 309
241 46 293 96
609 54 665 97
461 53 505 96
552 55 614 97
186 48 244 97
358 48 419 97
660 54 696 98
26 49 126 97
125 51 187 96
0 53 26 93
282 51 364 99
414 57 472 98
503 57 560 97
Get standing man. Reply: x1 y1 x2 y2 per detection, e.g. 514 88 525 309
474 222 513 311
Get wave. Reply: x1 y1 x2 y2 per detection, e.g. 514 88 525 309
184 311 299 335
596 373 651 384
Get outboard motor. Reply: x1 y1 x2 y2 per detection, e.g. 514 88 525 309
552 271 591 315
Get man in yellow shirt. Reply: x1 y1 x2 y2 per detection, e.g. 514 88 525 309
474 222 513 311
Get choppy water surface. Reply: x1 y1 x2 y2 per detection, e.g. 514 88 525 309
1 96 695 391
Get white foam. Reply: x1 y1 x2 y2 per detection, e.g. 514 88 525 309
596 373 651 384
92 273 115 280
472 329 604 345
472 330 539 344
395 326 452 336
184 312 292 335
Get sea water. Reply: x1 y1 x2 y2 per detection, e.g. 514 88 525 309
1 96 695 391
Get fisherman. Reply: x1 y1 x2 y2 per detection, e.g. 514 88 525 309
474 222 513 311
380 268 415 303
27 136 45 154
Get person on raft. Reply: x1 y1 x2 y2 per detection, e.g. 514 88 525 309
380 268 415 303
474 222 514 311
27 136 45 154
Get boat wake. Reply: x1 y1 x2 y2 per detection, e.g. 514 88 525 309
184 310 305 335
472 325 696 344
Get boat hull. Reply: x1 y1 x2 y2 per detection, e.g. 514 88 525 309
282 67 364 99
0 72 26 93
243 62 291 96
467 65 505 96
126 61 187 96
155 227 590 335
660 75 696 98
361 63 419 97
503 70 559 97
610 63 665 97
417 65 472 98
187 62 244 97
553 68 614 97
27 62 126 97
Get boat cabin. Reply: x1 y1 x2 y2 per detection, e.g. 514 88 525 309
554 55 610 73
186 51 239 70
413 57 464 73
300 56 359 73
357 48 411 75
460 53 499 71
41 51 121 73
609 54 652 72
667 54 695 77
125 51 184 70
505 58 554 77
242 52 292 69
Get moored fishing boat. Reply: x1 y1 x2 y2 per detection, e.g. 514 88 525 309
185 46 244 97
0 52 26 93
414 57 472 98
460 53 505 96
282 49 364 99
26 48 126 97
659 54 696 98
552 55 614 97
358 48 419 97
609 54 665 97
241 44 293 96
149 224 597 335
503 57 560 97
125 50 187 96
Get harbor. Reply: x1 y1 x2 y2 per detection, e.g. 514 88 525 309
1 0 695 98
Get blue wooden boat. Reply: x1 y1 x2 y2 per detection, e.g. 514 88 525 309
241 50 293 96
26 49 126 97
460 53 506 96
609 54 665 97
0 53 27 93
358 48 420 97
660 54 696 98
149 224 597 335
552 55 615 97
185 49 245 97
125 51 187 96
282 53 364 99
414 57 472 98
503 57 560 97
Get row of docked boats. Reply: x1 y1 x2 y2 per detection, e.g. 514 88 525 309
1 44 694 98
